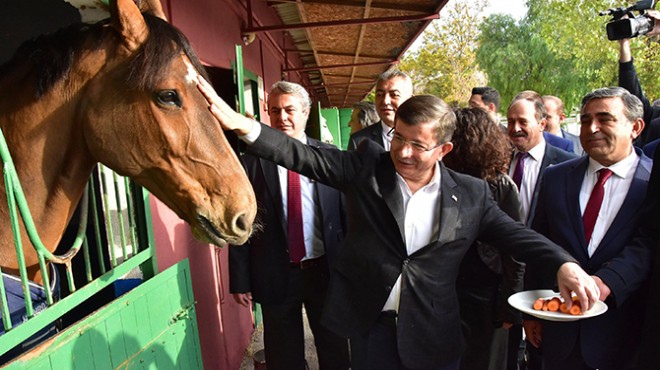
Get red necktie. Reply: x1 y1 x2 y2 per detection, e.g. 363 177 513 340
583 168 613 243
512 152 528 190
287 170 306 263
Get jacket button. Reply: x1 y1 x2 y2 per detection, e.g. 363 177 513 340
403 258 410 266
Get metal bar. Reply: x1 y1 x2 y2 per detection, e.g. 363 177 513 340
100 166 118 267
112 172 129 262
283 59 398 72
319 80 375 88
244 13 440 33
124 177 138 257
90 174 107 274
267 0 432 12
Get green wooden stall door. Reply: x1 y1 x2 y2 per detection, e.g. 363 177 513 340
4 259 203 370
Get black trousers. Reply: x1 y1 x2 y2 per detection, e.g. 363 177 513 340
260 260 349 370
351 312 460 370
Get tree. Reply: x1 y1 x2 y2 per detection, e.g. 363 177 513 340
399 0 487 106
477 0 659 114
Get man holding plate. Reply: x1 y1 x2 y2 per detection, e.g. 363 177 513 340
525 87 654 370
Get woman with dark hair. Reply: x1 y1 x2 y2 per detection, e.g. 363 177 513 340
444 107 523 370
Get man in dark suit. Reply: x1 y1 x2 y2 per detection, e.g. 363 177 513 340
506 90 576 225
347 69 413 150
543 95 584 156
525 87 654 370
228 81 349 370
637 143 660 369
198 80 601 370
506 91 577 370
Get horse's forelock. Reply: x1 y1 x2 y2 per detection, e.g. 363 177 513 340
126 14 209 91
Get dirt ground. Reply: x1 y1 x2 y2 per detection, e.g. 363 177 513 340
238 308 319 370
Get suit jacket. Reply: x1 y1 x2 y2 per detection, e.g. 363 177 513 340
561 129 585 156
247 123 577 369
530 149 654 369
524 143 577 226
637 144 660 368
228 137 345 304
543 131 573 153
347 121 384 150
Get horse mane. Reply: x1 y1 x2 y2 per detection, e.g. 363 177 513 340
0 13 208 98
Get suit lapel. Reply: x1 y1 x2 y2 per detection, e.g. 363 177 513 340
371 123 385 148
375 155 406 243
260 158 287 233
566 158 590 256
437 165 460 245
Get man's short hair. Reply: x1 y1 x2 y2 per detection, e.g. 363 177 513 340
542 95 565 115
510 90 546 122
581 87 643 122
269 81 312 111
377 69 412 85
471 86 500 110
352 101 379 128
395 95 456 144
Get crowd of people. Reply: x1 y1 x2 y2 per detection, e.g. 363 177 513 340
198 11 660 370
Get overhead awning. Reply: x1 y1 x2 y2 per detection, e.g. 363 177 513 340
246 0 449 108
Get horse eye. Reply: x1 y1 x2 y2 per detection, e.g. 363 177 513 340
154 90 181 108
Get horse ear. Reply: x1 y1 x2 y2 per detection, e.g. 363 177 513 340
110 0 149 52
140 0 168 21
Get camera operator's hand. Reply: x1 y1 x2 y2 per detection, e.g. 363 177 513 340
647 10 660 36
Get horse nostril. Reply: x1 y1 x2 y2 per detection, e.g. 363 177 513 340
235 213 250 233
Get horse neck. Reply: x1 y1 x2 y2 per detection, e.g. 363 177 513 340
0 50 107 262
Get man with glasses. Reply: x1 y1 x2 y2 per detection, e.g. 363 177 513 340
198 80 601 370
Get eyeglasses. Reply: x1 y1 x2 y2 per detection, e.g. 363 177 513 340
388 128 443 153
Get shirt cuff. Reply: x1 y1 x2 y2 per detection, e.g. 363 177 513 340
240 119 261 144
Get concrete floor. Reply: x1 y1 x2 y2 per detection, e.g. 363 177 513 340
238 308 319 370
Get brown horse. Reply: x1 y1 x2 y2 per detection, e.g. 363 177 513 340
0 0 256 282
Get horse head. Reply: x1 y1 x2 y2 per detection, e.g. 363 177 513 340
78 0 256 246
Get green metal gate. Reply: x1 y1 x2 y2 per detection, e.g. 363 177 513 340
0 127 203 368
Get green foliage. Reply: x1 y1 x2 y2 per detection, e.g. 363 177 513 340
477 0 660 114
399 0 488 107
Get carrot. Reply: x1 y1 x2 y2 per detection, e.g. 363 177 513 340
546 297 561 312
559 302 570 313
569 302 582 315
533 298 544 310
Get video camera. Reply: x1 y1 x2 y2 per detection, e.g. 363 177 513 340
600 0 656 40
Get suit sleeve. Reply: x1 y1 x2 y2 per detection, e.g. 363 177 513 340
247 123 361 190
619 60 653 130
477 180 575 287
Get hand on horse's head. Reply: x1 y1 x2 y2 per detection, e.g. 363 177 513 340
197 76 254 136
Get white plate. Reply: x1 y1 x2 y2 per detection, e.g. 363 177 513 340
508 289 608 322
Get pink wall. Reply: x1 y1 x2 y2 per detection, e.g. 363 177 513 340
151 199 251 369
151 1 313 369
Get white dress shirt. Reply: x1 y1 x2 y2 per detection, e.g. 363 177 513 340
380 122 394 151
509 140 546 221
579 150 639 257
381 162 442 313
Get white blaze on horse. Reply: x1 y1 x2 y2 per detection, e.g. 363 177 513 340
0 0 257 283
